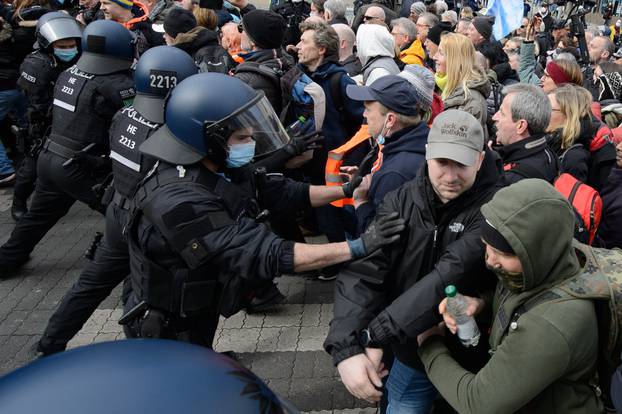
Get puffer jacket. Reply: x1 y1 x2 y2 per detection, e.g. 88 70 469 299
419 179 601 414
443 73 491 136
324 147 501 367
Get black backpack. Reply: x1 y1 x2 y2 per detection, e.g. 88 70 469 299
194 44 236 74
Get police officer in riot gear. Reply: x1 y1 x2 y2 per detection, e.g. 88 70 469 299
36 46 198 356
12 12 83 221
123 73 405 347
0 20 136 276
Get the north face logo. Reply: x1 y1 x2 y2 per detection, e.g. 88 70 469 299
449 222 464 233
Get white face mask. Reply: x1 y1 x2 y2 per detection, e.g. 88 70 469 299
616 20 621 28
538 6 548 16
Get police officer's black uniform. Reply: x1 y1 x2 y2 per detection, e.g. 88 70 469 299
13 12 82 221
37 46 198 354
0 20 136 273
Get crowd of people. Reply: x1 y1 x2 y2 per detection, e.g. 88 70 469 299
0 0 622 412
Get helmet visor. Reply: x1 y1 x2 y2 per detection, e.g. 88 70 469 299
207 94 290 159
39 19 82 47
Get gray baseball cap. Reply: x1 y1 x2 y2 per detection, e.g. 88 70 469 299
426 110 485 166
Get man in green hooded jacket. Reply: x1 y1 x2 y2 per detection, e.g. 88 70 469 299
417 178 602 413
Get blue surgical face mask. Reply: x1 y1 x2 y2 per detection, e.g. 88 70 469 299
54 47 79 62
226 141 256 168
375 115 390 145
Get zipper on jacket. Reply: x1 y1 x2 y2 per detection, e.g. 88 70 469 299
432 225 438 249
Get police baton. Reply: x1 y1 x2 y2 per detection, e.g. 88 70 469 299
62 143 96 168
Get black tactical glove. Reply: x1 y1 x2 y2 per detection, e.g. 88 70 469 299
342 175 362 198
347 212 406 258
72 152 110 173
283 130 324 156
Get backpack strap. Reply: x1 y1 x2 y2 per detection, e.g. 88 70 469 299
511 290 564 327
234 62 281 87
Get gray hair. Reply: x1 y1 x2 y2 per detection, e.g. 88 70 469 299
599 36 616 57
502 83 551 135
555 52 577 63
324 0 346 19
391 17 417 42
419 12 439 27
410 1 426 15
434 0 448 15
441 10 457 26
585 26 602 38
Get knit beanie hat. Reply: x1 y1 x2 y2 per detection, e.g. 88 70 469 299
427 21 453 46
109 0 133 9
398 64 434 110
164 8 197 38
241 10 286 50
472 16 494 40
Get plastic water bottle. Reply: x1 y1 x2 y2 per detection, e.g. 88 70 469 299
445 285 480 347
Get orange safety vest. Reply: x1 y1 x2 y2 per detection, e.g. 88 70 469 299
325 125 378 207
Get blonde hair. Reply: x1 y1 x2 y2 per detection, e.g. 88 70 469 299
550 84 592 149
554 58 583 85
439 33 486 100
193 7 218 31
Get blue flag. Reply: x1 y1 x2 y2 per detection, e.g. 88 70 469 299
486 0 524 40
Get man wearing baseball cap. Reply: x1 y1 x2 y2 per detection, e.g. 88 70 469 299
325 109 501 411
344 72 432 233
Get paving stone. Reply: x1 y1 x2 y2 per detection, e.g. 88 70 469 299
14 309 55 335
222 311 245 329
67 333 97 349
263 304 303 328
256 327 280 352
301 304 322 327
0 310 29 335
215 327 260 353
248 351 295 379
277 326 299 351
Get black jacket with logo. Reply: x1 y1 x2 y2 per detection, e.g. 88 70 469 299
495 133 559 185
324 148 501 368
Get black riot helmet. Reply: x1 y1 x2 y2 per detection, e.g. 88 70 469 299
35 12 82 50
75 20 134 75
141 73 290 166
0 340 298 413
133 46 198 124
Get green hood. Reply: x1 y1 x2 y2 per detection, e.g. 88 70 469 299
481 179 581 347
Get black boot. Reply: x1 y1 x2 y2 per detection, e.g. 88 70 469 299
10 197 27 222
246 283 285 313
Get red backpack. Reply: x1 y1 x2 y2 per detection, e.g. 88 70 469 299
554 173 603 245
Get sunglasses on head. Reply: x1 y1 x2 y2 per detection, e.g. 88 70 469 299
237 23 244 33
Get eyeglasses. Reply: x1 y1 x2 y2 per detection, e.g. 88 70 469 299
237 23 244 33
416 23 430 29
363 15 375 21
391 31 407 37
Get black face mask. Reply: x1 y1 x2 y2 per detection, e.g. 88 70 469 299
485 254 524 292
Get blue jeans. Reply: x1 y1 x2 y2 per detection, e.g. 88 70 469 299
386 358 437 414
0 89 27 175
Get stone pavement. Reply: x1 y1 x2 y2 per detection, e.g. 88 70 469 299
0 187 376 413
